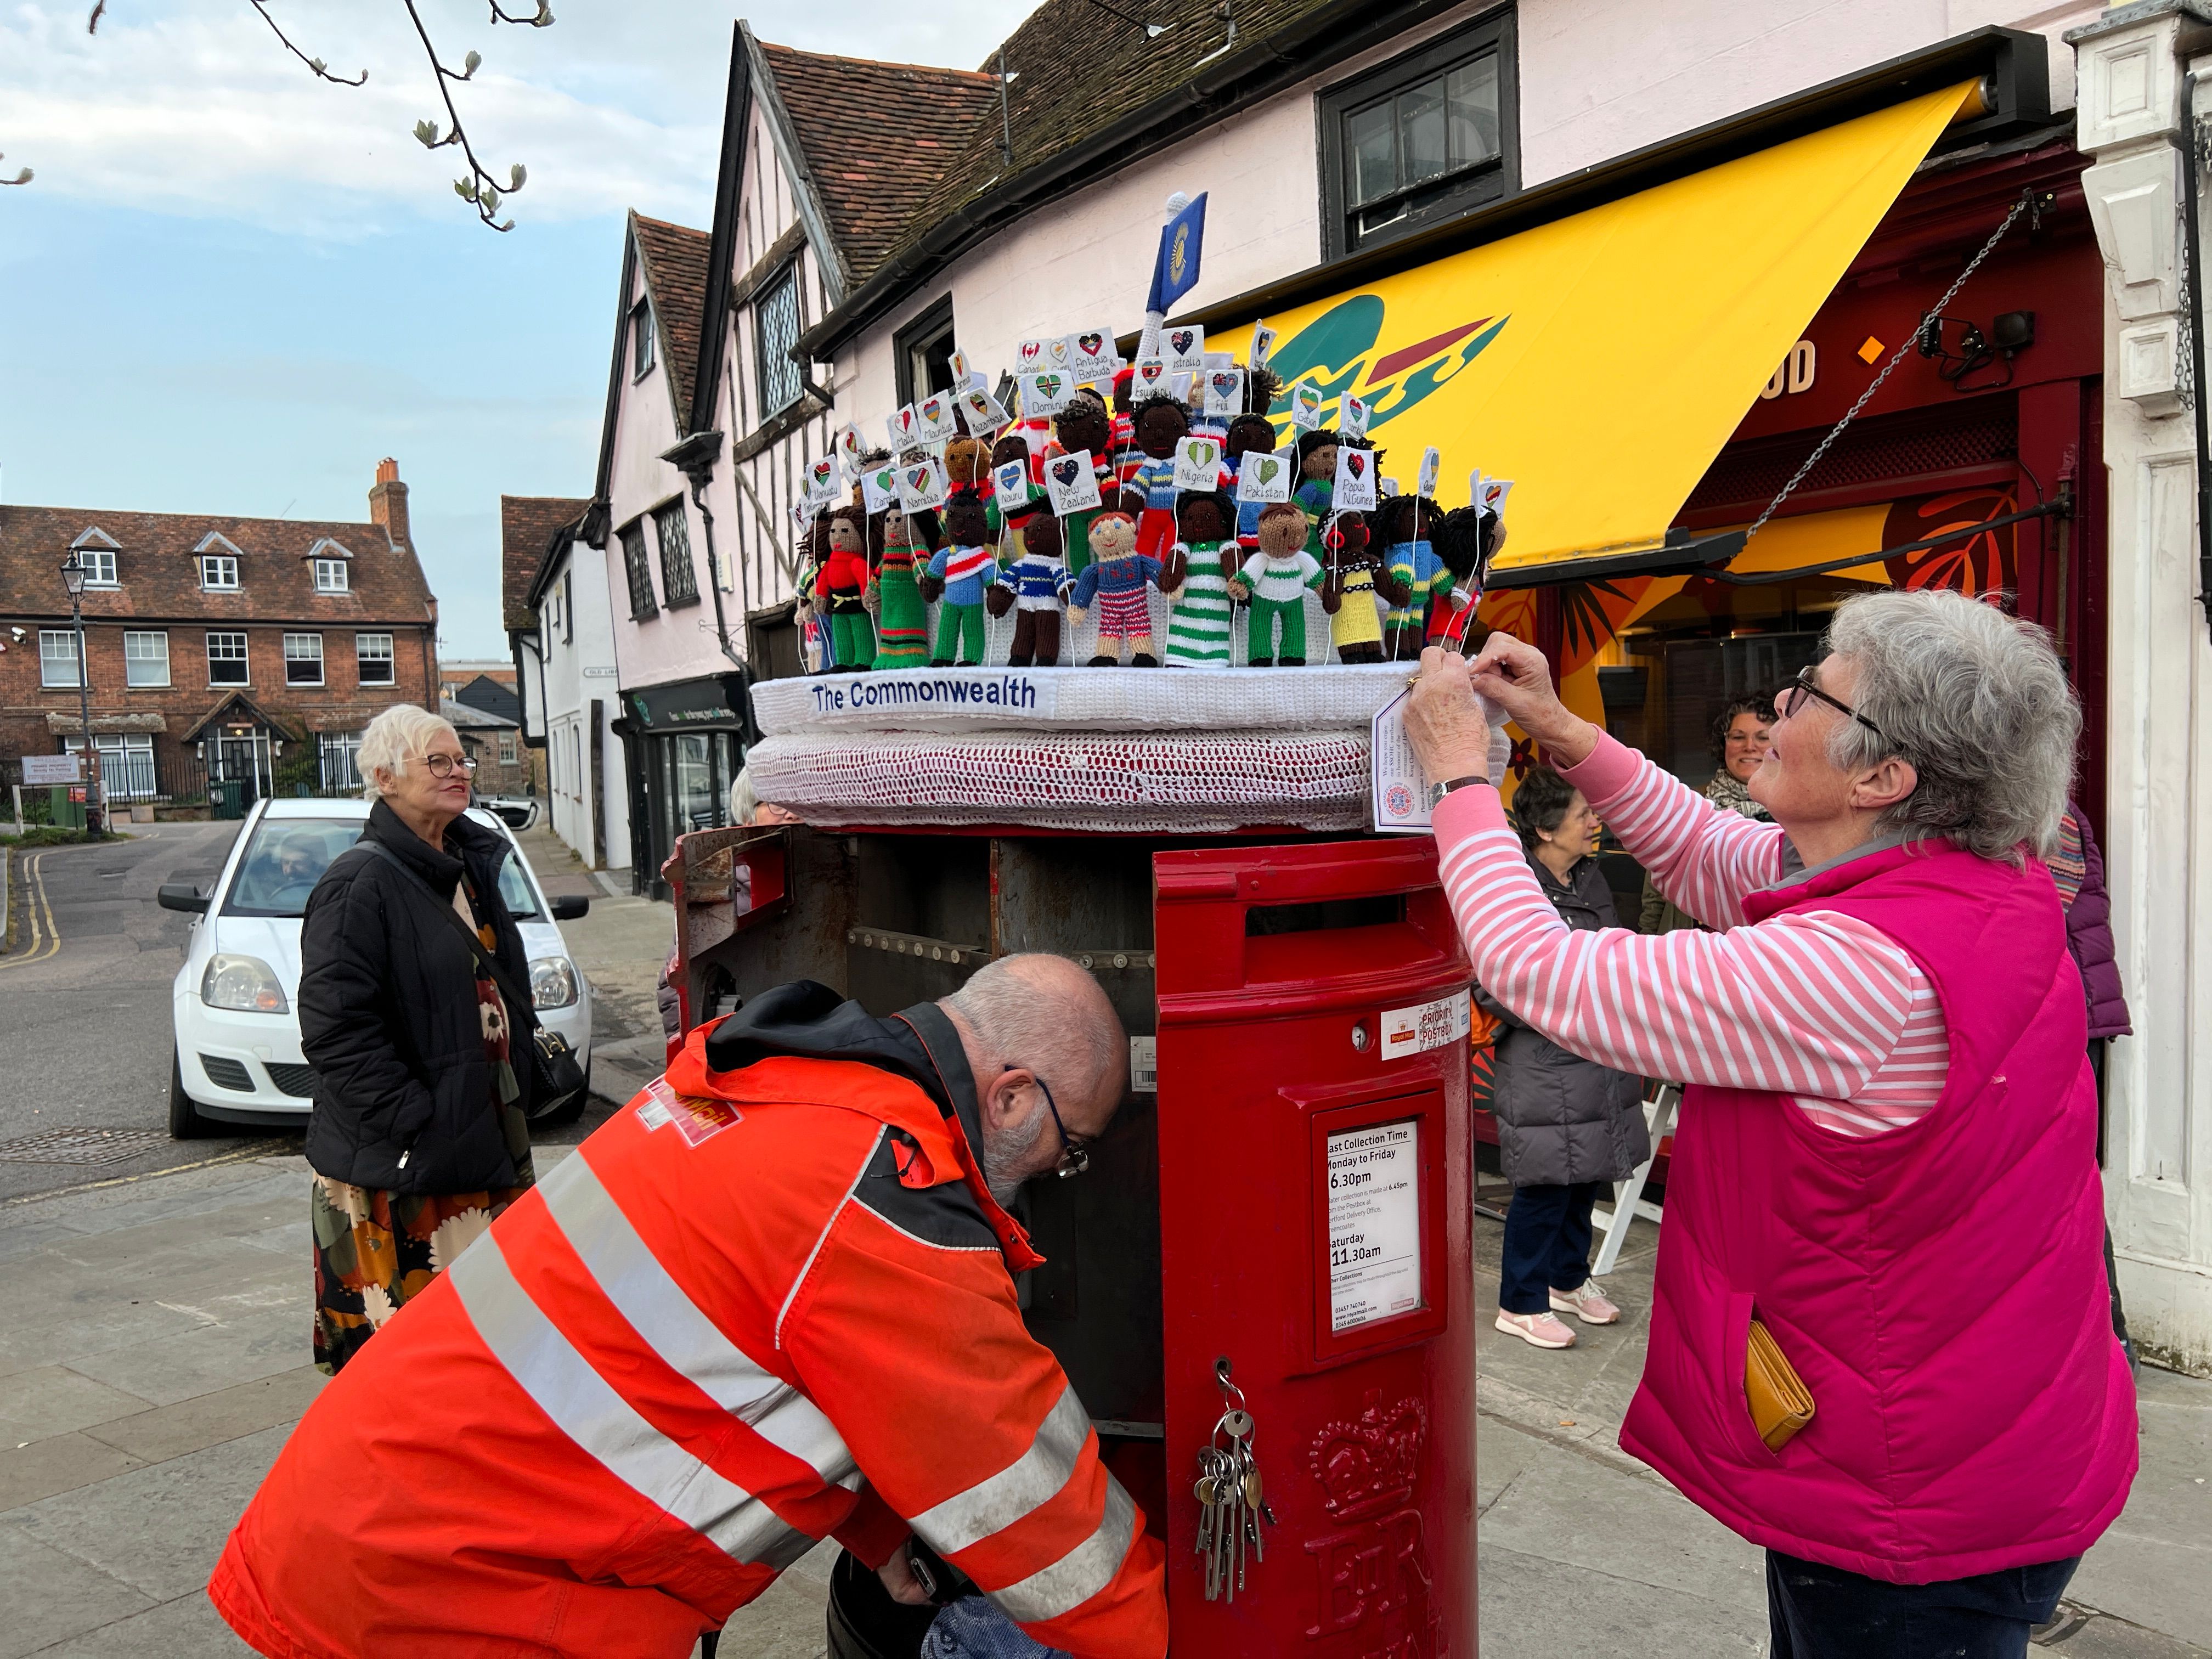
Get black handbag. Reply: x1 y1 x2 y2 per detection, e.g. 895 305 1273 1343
355 840 588 1121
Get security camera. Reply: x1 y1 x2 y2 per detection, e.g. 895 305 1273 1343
8 627 24 642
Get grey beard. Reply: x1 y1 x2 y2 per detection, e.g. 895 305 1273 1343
979 1103 1048 1207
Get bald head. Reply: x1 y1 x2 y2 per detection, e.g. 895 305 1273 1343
941 953 1130 1201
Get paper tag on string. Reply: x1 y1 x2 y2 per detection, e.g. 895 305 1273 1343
896 455 950 514
1418 447 1441 500
860 464 897 515
1250 325 1278 370
1288 381 1323 431
1202 367 1244 416
1020 371 1074 417
1044 448 1104 515
1068 328 1116 380
1334 445 1378 511
803 456 842 506
1132 356 1171 398
1339 392 1371 439
913 392 960 444
1237 449 1292 504
1172 435 1224 492
1162 323 1205 371
960 386 1009 434
992 460 1031 514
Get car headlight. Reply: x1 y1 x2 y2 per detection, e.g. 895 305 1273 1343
201 953 289 1014
529 956 579 1009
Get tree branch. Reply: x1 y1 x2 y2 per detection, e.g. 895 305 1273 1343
402 0 544 230
246 0 368 86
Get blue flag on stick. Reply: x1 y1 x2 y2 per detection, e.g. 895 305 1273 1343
1146 193 1207 315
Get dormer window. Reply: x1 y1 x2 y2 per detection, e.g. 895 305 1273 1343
201 556 240 591
70 527 121 588
314 558 349 594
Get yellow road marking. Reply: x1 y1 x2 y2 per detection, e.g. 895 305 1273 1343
0 853 62 970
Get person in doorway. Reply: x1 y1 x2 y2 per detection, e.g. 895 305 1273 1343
297 703 536 1374
1641 695 1773 934
656 766 799 1046
1401 589 2136 1658
1481 767 1650 1350
210 955 1167 1659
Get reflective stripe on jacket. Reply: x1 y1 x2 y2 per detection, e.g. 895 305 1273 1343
210 1005 1167 1658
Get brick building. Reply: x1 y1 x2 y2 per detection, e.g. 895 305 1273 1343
0 459 439 810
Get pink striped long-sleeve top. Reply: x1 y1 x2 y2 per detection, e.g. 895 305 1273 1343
1434 732 1947 1138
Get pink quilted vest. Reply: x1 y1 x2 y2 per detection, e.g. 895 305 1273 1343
1618 840 2137 1583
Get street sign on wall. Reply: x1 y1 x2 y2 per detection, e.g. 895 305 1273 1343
20 754 83 785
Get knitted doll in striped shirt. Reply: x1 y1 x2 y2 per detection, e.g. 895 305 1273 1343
1125 393 1190 562
1378 490 1448 662
919 487 997 667
1293 428 1340 562
999 512 1072 667
1228 502 1325 666
1068 510 1163 667
1160 492 1239 668
1224 409 1282 553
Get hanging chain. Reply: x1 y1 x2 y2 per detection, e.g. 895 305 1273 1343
1742 188 2037 545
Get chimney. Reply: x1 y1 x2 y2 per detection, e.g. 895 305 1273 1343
369 457 410 550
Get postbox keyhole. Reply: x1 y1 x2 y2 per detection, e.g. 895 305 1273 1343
1351 1020 1372 1052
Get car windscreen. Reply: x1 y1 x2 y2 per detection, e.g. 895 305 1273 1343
222 819 540 921
223 819 366 917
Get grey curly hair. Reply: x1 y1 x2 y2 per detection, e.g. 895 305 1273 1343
1821 589 2079 864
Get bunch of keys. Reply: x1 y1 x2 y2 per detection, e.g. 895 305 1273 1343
1194 1364 1275 1602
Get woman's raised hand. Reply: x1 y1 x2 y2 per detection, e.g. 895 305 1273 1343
1405 647 1501 787
1468 632 1600 768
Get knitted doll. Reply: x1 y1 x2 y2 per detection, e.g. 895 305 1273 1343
920 487 997 667
867 503 932 670
1228 502 1325 666
1427 503 1502 651
1123 392 1190 562
792 510 833 670
1318 509 1406 665
1068 509 1163 667
943 432 992 493
1045 392 1115 579
983 433 1047 557
1294 427 1340 560
812 504 876 670
998 512 1073 667
1107 365 1143 495
1377 490 1448 662
1160 492 1239 668
1223 367 1284 553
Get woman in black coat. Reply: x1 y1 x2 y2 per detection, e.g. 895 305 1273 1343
1478 767 1650 1351
300 703 535 1373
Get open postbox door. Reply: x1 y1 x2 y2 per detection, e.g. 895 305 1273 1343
1154 837 1475 1656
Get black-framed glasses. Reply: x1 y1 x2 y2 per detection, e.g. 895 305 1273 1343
422 752 479 777
1031 1073 1091 1180
1775 666 1886 743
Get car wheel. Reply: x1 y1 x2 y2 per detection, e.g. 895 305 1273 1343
169 1047 217 1140
531 1060 591 1129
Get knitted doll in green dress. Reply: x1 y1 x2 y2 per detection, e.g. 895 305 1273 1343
866 503 932 670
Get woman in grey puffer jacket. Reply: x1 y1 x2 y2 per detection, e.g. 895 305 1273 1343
1479 767 1651 1350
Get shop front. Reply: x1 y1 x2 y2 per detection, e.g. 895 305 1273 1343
613 673 750 896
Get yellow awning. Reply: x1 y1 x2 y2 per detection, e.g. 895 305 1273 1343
1210 81 1976 584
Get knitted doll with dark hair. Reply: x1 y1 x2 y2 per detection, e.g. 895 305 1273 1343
1161 492 1239 667
981 433 1047 561
812 504 876 671
1318 509 1405 665
1228 503 1325 667
867 501 932 670
1294 427 1340 560
921 487 997 667
1124 393 1191 562
1428 503 1502 652
1376 490 1448 662
1045 391 1115 581
1000 511 1072 667
1068 509 1162 667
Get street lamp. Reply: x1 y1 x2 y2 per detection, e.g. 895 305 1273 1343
58 552 105 836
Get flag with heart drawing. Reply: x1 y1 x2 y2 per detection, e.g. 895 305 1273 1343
860 464 897 516
1017 337 1050 372
1480 477 1514 518
1202 367 1245 416
1237 448 1291 505
1418 446 1441 500
914 393 960 444
896 455 949 514
1249 325 1278 371
1288 380 1323 431
1068 328 1115 379
1163 324 1205 372
992 460 1031 515
1043 448 1103 515
835 424 865 481
1133 356 1171 397
949 348 971 388
960 386 1010 434
804 456 842 506
1172 435 1223 492
1339 392 1371 441
1020 370 1074 417
1334 444 1377 511
888 405 920 451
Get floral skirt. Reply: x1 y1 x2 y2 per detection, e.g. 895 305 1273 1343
311 1103 534 1374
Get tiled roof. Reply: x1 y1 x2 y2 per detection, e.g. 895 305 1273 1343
443 696 518 732
633 214 712 423
0 504 433 624
500 494 588 633
757 42 1000 290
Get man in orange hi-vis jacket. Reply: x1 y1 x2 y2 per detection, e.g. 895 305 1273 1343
210 955 1167 1658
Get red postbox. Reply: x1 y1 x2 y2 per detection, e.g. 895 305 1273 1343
1155 838 1475 1658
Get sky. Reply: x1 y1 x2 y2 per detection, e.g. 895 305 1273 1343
0 0 1039 657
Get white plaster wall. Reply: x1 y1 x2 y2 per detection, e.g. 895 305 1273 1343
539 542 629 871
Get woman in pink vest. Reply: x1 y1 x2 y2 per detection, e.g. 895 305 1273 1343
1403 588 2136 1658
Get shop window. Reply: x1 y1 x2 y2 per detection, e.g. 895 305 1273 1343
631 297 656 379
320 731 364 792
756 265 804 419
124 630 170 689
620 520 658 619
655 500 699 607
314 558 349 594
284 633 324 686
1319 15 1516 259
207 631 250 686
40 629 82 689
894 294 957 410
356 633 394 686
200 555 240 591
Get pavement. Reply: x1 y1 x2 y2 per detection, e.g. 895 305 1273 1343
2 826 2207 1656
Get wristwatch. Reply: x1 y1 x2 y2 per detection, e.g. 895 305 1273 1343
1427 775 1493 810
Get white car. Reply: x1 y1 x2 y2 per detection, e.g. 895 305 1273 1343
161 799 593 1138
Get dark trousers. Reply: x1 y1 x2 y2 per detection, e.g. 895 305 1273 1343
1498 1180 1601 1314
1767 1551 2077 1658
1009 607 1061 666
